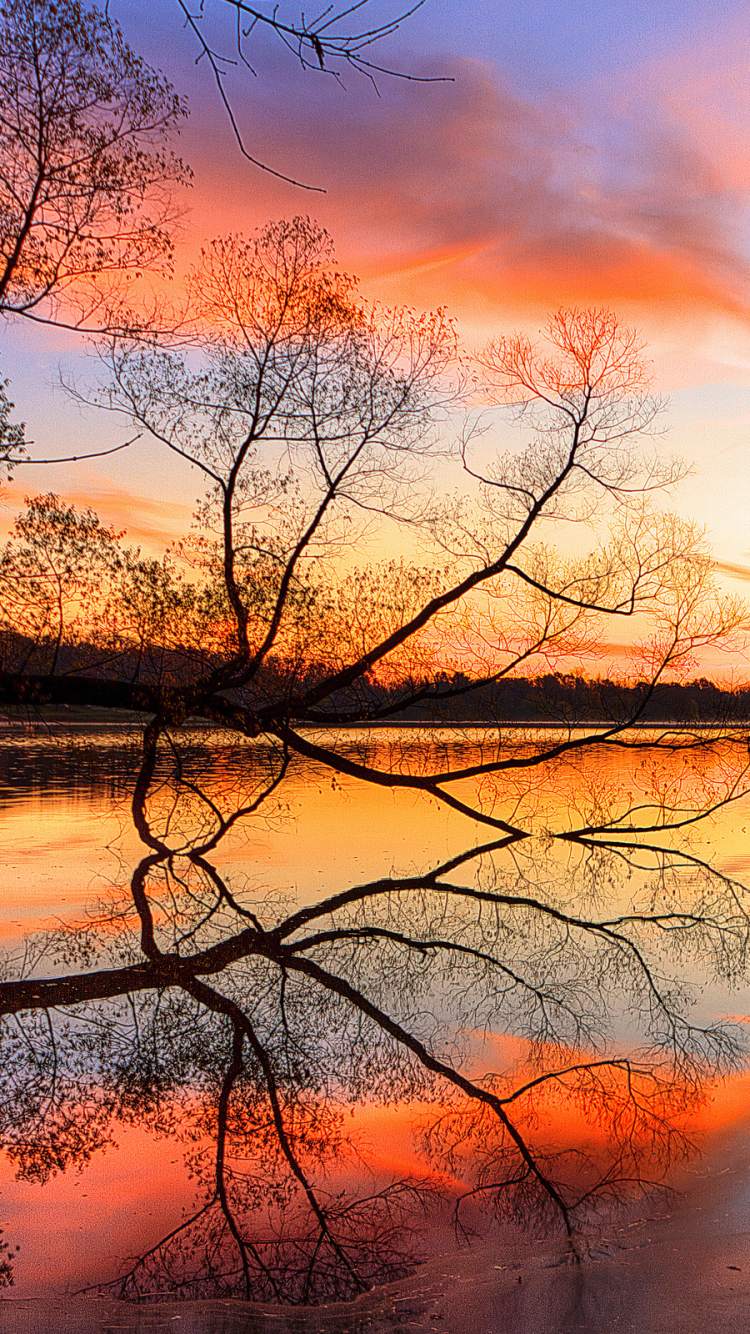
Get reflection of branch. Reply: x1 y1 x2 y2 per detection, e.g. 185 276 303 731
493 1057 664 1106
0 843 739 1099
564 766 750 839
76 1195 219 1299
285 953 574 1234
214 1016 280 1299
182 974 369 1296
3 716 748 1296
288 924 587 1036
273 721 528 835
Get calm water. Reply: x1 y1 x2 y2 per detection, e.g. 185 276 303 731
3 726 750 1322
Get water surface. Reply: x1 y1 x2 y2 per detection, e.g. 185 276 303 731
2 726 750 1323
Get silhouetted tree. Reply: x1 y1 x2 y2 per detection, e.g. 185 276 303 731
0 0 189 330
1 230 750 1299
177 0 446 186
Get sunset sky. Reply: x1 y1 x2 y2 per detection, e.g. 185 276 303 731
6 0 750 596
9 5 750 1296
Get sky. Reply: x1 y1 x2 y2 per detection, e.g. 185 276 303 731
7 0 750 612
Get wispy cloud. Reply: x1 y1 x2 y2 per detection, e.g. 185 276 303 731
185 47 750 339
715 559 750 583
60 483 193 545
0 477 194 549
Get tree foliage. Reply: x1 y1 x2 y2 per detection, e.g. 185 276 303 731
0 0 189 327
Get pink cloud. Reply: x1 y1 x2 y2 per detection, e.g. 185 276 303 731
180 49 750 344
1 478 194 551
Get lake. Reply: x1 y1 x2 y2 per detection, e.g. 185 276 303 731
2 725 750 1331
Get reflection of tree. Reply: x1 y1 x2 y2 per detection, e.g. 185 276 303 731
1 221 750 1299
1 729 749 1299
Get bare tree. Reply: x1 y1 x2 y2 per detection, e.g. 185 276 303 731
200 0 433 81
175 0 446 187
0 0 189 329
1 227 750 1297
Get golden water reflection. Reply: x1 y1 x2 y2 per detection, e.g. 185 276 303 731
3 727 750 1301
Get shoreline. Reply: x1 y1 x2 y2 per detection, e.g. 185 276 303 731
0 714 747 733
2 1228 750 1333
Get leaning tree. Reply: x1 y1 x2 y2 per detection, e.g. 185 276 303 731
1 217 749 1300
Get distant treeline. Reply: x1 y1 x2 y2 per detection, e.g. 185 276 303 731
315 673 750 726
3 622 750 726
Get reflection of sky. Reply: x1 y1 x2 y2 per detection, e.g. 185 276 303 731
6 0 750 600
4 730 750 1296
8 1076 750 1300
5 727 749 1000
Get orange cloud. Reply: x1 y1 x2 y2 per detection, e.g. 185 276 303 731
180 50 750 358
0 476 194 551
715 560 750 583
59 482 194 546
